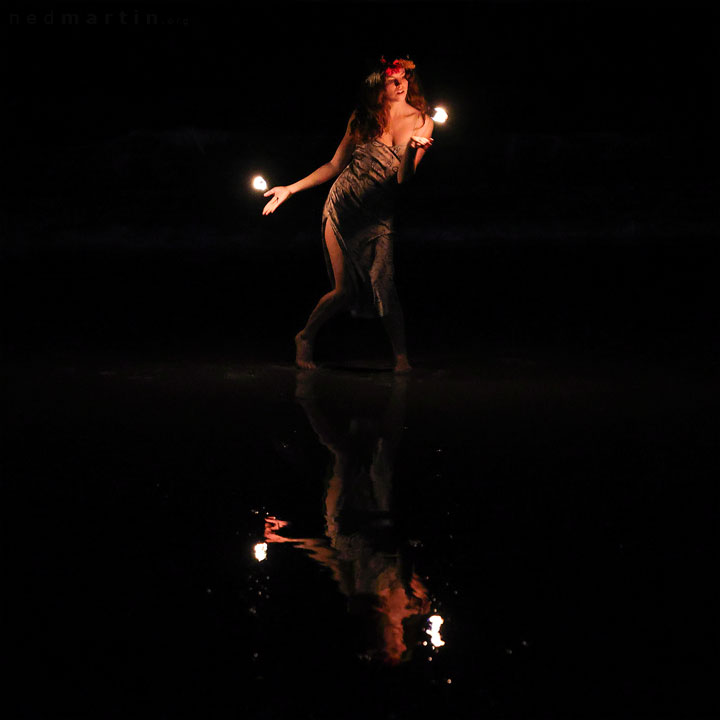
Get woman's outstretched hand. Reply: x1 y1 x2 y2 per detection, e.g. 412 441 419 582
262 186 292 215
409 136 434 151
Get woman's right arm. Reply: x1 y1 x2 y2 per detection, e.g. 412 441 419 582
262 115 356 215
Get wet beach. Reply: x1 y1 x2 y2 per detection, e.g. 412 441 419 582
5 235 719 718
6 1 718 716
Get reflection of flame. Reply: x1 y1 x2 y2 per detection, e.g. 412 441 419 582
252 175 268 191
263 514 431 664
431 107 448 123
253 542 268 561
426 614 446 648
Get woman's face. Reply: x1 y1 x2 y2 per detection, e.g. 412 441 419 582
383 69 409 103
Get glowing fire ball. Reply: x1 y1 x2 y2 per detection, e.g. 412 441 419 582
432 107 448 124
252 175 268 192
425 614 446 647
253 542 268 561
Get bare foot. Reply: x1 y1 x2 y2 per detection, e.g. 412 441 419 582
393 355 412 374
295 369 318 401
295 331 317 370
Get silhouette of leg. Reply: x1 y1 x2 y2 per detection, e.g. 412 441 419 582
295 222 352 369
381 291 411 373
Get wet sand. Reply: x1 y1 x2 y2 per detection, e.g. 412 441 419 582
7 2 719 713
5 345 718 718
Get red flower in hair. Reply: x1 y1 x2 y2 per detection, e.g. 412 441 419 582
382 57 416 77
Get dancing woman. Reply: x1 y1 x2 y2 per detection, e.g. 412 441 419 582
262 56 434 373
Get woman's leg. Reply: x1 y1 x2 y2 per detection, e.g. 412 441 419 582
295 222 352 369
381 291 412 373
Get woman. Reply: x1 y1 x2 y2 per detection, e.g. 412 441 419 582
262 56 434 373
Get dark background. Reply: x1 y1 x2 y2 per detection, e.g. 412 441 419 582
5 0 718 364
5 3 719 718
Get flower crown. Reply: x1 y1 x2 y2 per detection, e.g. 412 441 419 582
379 56 416 77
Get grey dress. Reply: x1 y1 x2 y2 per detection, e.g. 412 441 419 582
321 139 406 319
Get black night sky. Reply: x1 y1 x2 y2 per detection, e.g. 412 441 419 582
6 0 719 360
5 2 719 719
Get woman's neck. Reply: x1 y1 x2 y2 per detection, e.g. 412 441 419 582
387 100 411 119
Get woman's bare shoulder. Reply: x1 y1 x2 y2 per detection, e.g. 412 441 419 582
417 111 434 136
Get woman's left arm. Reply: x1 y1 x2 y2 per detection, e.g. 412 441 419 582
397 115 434 185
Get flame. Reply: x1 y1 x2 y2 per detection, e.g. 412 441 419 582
425 614 446 648
253 542 268 562
431 107 448 124
252 175 268 191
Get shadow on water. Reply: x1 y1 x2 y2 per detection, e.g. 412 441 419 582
5 355 718 719
239 367 461 719
260 371 434 667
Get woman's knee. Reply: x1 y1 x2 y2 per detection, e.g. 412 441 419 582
331 286 353 305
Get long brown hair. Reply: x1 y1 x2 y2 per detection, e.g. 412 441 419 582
349 59 428 144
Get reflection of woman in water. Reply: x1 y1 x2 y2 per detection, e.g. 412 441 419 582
264 371 431 664
261 56 434 373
